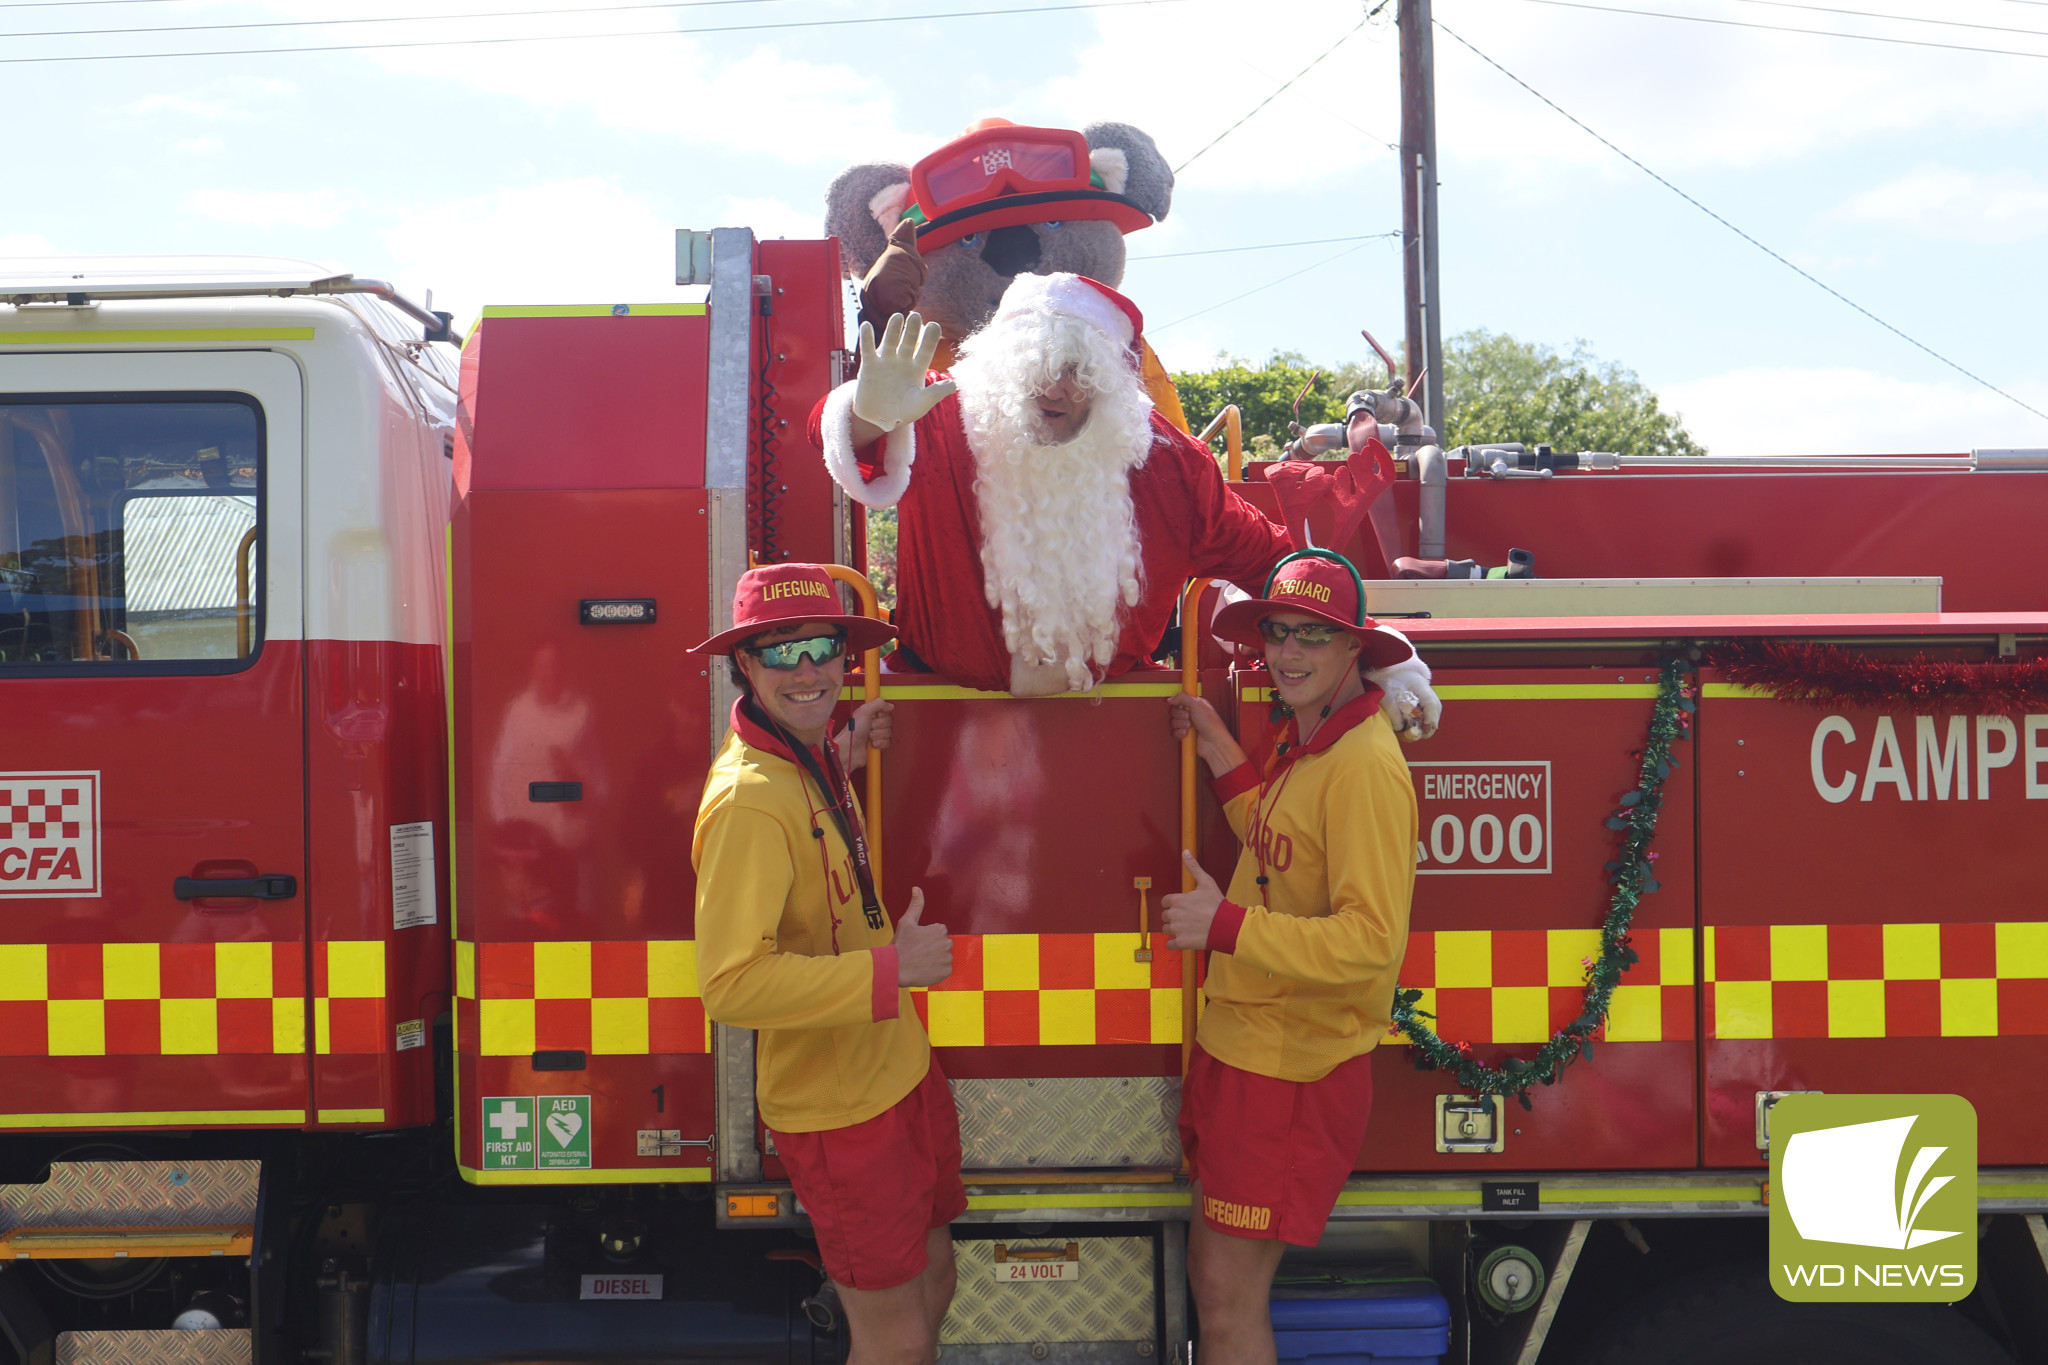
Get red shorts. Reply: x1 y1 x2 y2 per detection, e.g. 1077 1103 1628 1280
772 1058 968 1291
1176 1044 1375 1246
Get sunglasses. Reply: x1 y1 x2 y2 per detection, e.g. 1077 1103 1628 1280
745 632 847 670
1258 620 1347 647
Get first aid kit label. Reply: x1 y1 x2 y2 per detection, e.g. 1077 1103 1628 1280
482 1096 537 1170
1411 762 1551 875
0 772 101 899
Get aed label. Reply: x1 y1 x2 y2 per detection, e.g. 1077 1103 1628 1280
539 1094 592 1170
1411 762 1550 876
0 772 101 899
580 1274 662 1300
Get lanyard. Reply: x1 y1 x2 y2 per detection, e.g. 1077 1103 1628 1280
743 697 887 933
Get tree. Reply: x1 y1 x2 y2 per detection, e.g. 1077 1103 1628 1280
1440 330 1705 456
1170 351 1388 460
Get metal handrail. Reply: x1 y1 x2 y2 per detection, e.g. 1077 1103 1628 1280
0 274 462 346
1198 407 1243 482
234 526 259 658
821 564 885 888
1178 576 1214 1076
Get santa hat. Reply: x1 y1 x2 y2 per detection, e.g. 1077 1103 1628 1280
989 273 1144 353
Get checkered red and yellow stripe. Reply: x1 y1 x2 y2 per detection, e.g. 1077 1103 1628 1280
461 940 710 1057
917 934 1186 1047
1706 922 2048 1039
1390 928 1698 1045
0 941 382 1056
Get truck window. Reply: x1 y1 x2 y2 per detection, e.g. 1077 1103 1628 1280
0 397 264 669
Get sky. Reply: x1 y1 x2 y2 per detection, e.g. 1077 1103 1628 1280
2 0 2045 456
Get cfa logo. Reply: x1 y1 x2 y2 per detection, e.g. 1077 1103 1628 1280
1768 1093 1976 1302
0 772 102 900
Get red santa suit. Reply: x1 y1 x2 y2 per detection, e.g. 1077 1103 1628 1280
806 382 1292 694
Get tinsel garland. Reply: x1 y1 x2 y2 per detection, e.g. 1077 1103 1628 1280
1388 655 1697 1108
1712 638 2048 714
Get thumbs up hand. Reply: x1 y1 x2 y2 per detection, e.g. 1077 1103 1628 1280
1161 851 1226 950
892 887 954 987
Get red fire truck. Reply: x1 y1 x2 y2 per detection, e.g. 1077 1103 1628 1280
3 234 2046 1365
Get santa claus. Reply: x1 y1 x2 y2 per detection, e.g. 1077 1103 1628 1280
807 274 1437 731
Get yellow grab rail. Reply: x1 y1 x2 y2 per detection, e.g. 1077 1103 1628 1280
235 526 259 658
1197 406 1243 483
822 563 885 888
1179 577 1213 1076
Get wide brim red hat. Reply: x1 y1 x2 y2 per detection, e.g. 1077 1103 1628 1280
689 564 897 656
1212 551 1412 670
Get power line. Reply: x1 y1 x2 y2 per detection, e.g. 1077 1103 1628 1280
1434 19 2048 425
0 0 799 41
1151 238 1383 333
1174 15 1370 174
1509 0 2048 61
1731 0 2048 41
0 0 1189 64
1130 232 1401 261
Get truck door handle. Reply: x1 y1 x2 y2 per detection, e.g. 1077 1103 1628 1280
174 875 298 901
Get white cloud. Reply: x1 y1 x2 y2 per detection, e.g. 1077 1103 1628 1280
1834 166 2048 243
184 189 346 230
1661 366 2048 457
719 196 821 241
376 177 693 328
175 137 225 157
131 78 297 122
0 234 60 256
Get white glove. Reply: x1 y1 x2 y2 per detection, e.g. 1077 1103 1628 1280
1367 655 1441 742
853 311 956 432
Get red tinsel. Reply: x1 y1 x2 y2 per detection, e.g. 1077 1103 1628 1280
1713 639 2048 714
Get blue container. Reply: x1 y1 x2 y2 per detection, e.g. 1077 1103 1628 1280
1269 1281 1450 1365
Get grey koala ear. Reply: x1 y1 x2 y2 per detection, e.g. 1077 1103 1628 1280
1082 122 1173 223
823 161 913 277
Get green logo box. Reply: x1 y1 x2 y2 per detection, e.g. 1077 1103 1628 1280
481 1095 592 1171
481 1096 536 1171
539 1095 593 1170
1768 1093 1976 1303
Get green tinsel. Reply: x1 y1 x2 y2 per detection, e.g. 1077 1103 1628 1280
1388 654 1698 1109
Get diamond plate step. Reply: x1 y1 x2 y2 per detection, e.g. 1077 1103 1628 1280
56 1329 251 1365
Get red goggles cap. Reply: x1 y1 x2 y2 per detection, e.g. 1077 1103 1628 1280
906 122 1153 252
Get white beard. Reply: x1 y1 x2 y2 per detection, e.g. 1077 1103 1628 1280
952 315 1155 694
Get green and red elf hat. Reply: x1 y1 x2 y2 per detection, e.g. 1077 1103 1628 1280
689 563 897 656
1211 549 1413 669
893 119 1157 252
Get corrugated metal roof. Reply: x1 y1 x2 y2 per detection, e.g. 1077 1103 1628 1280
123 494 255 614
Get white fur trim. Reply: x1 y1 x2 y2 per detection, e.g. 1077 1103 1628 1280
867 181 914 236
989 272 1134 350
1365 653 1441 741
1089 146 1130 196
820 381 916 508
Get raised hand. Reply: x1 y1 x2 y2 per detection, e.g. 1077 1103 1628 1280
1161 851 1226 950
852 311 956 433
892 888 954 988
840 697 895 770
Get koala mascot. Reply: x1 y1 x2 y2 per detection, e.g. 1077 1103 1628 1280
824 118 1190 430
809 119 1440 736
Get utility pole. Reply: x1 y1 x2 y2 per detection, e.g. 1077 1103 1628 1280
1399 0 1444 435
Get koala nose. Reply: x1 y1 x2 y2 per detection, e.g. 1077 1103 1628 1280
980 225 1043 278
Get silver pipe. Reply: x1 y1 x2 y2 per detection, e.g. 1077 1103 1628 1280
1416 443 1447 559
1607 454 1969 469
1974 449 2048 471
1 274 462 345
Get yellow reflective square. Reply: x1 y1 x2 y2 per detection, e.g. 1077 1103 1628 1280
479 999 536 1056
102 943 160 1000
455 940 477 999
1940 978 1998 1037
1434 931 1492 988
982 935 1039 991
591 997 649 1054
1546 930 1603 988
313 998 330 1055
1996 923 2048 979
215 941 273 999
0 945 47 1001
925 991 984 1047
1659 928 1695 986
532 941 592 999
48 999 105 1056
648 941 698 998
1490 986 1550 1043
1883 923 1940 981
1039 989 1094 1046
272 996 305 1054
161 998 218 1055
326 941 384 999
1715 981 1772 1039
1149 988 1183 1044
1094 935 1152 991
1604 985 1663 1042
1827 979 1885 1038
1770 924 1827 982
